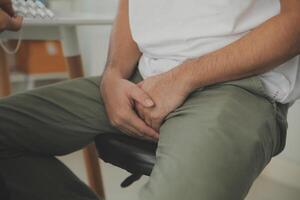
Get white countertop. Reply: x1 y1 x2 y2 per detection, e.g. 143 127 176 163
0 12 114 40
23 12 114 26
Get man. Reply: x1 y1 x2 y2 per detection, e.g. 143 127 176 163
0 0 299 199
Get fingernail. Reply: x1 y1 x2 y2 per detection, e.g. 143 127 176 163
145 99 154 107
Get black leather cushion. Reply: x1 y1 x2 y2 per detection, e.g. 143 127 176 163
0 173 10 200
95 133 157 177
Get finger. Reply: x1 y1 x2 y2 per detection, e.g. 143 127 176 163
119 113 158 141
128 111 157 140
151 119 162 132
137 109 145 121
135 103 145 120
121 124 144 137
144 115 153 128
139 108 153 127
125 111 159 140
113 111 145 137
118 126 135 137
137 82 143 87
117 123 149 139
6 16 23 31
1 2 15 17
129 86 154 108
122 123 157 141
143 111 162 132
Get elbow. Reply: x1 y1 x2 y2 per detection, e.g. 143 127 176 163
293 17 300 55
280 5 300 54
280 13 300 55
290 13 300 54
296 20 300 54
279 0 300 53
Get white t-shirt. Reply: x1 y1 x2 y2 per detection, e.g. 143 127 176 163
129 0 300 103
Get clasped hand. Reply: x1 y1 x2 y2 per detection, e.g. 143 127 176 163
135 71 188 132
101 70 189 141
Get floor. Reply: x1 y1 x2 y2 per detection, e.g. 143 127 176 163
59 151 300 200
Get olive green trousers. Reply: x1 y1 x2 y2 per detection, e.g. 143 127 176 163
0 70 288 200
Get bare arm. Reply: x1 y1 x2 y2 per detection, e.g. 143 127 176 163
102 0 141 81
100 0 159 140
173 0 300 93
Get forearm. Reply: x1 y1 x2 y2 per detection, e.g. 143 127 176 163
173 1 300 94
103 0 141 80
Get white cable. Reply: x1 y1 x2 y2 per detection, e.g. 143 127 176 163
1 0 55 54
0 29 23 54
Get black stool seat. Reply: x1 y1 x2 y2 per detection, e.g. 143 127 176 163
95 133 157 187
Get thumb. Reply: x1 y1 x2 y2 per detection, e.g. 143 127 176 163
7 16 23 31
129 86 155 108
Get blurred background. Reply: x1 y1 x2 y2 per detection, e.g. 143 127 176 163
1 0 300 199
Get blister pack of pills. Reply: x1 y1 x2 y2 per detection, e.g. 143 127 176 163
12 0 55 19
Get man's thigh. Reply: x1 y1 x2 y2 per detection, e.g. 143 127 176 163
140 79 287 200
0 76 119 157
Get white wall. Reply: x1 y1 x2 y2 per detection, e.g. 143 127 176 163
49 0 118 75
74 0 118 76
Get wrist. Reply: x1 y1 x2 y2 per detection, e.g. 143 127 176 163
103 68 124 80
170 63 198 95
101 68 123 92
166 67 194 96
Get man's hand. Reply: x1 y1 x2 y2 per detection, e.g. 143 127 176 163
101 72 159 141
135 71 190 131
0 0 23 32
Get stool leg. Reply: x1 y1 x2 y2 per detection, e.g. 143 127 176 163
83 144 106 199
64 55 84 79
60 26 105 199
0 48 11 97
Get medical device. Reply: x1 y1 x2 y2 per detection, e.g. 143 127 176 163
0 0 55 54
